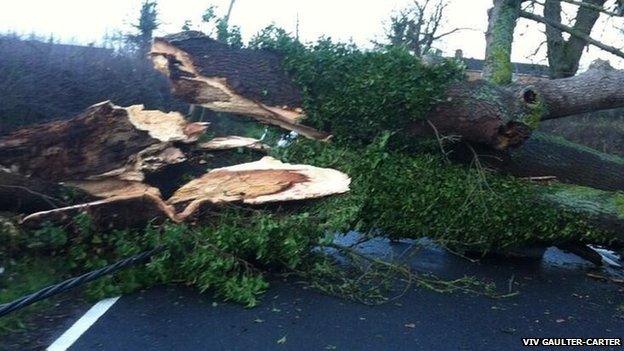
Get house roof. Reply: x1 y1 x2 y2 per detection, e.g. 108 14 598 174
461 57 550 76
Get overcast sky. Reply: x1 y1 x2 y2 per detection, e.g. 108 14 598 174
1 0 622 69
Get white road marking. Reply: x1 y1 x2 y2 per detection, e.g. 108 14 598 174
47 296 120 351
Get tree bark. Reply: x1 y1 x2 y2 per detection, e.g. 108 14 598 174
452 132 624 192
544 0 606 78
534 60 624 120
482 0 522 85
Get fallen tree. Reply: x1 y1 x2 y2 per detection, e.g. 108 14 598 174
148 31 624 245
4 29 624 309
0 101 206 182
151 32 624 150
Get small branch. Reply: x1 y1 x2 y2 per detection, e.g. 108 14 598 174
556 0 621 17
520 10 624 59
431 27 472 40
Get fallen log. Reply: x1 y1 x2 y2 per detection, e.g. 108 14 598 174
150 32 624 150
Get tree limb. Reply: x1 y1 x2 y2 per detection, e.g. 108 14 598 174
520 10 624 59
537 0 623 17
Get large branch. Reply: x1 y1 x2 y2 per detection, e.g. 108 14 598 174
543 0 606 78
534 60 624 120
150 32 329 141
0 101 207 182
454 132 624 192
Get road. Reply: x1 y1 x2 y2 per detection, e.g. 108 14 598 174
45 237 623 351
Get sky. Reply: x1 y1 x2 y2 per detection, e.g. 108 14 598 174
0 0 622 69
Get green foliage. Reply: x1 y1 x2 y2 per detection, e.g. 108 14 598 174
250 29 464 146
274 134 610 252
190 4 243 49
127 0 159 53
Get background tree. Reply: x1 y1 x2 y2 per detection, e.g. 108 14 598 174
127 0 159 55
484 0 624 83
377 0 464 57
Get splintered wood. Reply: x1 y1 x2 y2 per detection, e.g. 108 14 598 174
150 33 330 140
169 157 351 220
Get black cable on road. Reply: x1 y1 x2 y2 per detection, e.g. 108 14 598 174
0 246 164 318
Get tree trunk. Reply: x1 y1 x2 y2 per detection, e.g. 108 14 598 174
452 132 624 192
482 0 521 85
0 101 206 182
150 33 624 150
544 0 606 78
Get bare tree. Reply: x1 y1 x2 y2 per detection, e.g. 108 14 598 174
378 0 465 57
483 0 624 82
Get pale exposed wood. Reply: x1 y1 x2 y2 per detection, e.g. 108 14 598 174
21 192 179 229
66 179 162 199
126 104 207 143
0 101 204 182
169 156 351 220
150 36 329 141
199 136 270 151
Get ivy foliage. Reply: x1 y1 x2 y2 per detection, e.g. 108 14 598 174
250 26 465 146
274 135 609 253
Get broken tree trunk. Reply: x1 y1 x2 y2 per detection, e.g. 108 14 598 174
169 156 351 221
0 101 206 182
21 157 351 228
150 32 624 150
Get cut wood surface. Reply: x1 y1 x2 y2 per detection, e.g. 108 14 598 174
169 156 351 220
199 136 269 151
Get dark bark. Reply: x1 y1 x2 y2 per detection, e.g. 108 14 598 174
452 132 624 192
544 0 606 78
0 170 93 213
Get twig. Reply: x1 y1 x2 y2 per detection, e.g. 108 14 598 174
0 185 63 209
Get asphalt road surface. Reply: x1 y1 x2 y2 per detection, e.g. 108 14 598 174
47 237 623 351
